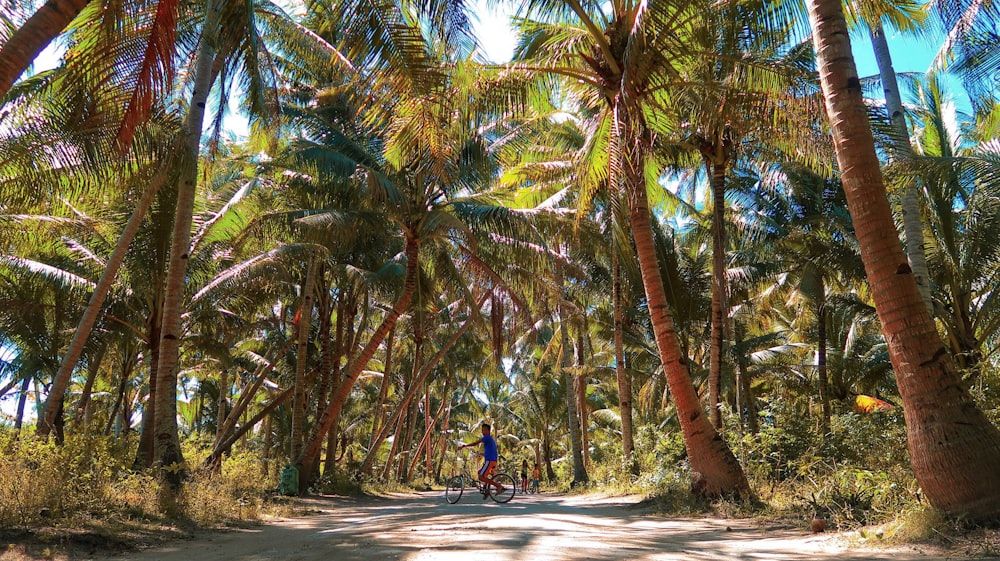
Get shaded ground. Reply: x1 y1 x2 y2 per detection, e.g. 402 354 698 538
47 491 990 561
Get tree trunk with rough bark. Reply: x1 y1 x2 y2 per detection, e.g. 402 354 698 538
870 23 934 318
707 158 729 431
807 0 1000 519
817 280 829 433
557 255 588 485
153 1 220 505
624 124 749 497
290 258 317 461
0 0 91 98
612 252 636 470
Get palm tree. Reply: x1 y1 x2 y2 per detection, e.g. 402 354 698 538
806 0 1000 518
509 0 749 496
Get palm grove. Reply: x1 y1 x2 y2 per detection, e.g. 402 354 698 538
2 0 1000 523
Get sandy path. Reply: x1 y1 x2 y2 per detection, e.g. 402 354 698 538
86 492 950 561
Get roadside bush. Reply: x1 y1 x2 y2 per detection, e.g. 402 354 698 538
0 430 150 526
799 464 920 529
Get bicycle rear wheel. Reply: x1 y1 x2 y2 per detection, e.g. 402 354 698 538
490 473 516 503
445 475 465 504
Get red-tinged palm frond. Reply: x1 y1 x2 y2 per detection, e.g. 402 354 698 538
113 0 179 152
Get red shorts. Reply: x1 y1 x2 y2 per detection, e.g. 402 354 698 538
478 460 497 478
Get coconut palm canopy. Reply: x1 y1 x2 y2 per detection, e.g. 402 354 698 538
2 0 1000 519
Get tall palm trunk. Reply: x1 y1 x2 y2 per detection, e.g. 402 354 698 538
734 327 758 434
368 324 394 458
574 329 590 469
290 258 317 461
806 0 1000 519
0 0 91 98
707 158 729 430
612 252 636 468
816 279 830 433
870 23 933 317
153 1 220 499
133 301 162 469
623 127 748 497
38 171 167 438
296 234 419 492
557 254 588 484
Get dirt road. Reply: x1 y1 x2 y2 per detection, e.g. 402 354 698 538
87 492 956 561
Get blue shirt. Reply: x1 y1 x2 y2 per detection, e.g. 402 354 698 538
482 434 498 461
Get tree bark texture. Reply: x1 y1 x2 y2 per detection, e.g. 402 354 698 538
807 0 1000 518
708 159 728 431
870 24 934 318
0 0 91 98
153 0 220 499
624 129 749 497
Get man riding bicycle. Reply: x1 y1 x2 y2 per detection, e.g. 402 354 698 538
459 422 505 499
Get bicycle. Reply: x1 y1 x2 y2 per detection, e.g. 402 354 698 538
444 452 515 504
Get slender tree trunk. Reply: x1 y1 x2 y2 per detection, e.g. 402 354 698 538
807 0 1000 518
408 379 449 480
557 254 588 484
574 330 590 469
38 171 167 438
215 369 229 454
211 339 293 452
734 328 758 434
357 310 482 476
382 410 406 481
153 2 220 501
624 133 748 497
291 258 317 461
817 280 830 433
612 252 636 470
542 431 555 481
0 0 91 99
105 352 134 436
14 378 30 431
870 23 934 317
296 235 419 492
707 158 729 431
72 343 107 428
369 324 394 456
133 311 160 469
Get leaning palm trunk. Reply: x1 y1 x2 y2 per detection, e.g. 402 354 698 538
358 304 481 475
38 169 168 438
0 0 91 98
153 2 220 501
296 235 420 492
622 127 749 497
870 23 934 317
807 0 1000 519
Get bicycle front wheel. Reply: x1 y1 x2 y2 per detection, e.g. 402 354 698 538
445 475 465 504
490 473 516 503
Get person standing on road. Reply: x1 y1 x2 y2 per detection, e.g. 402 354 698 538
531 462 541 493
460 423 504 499
520 459 529 493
